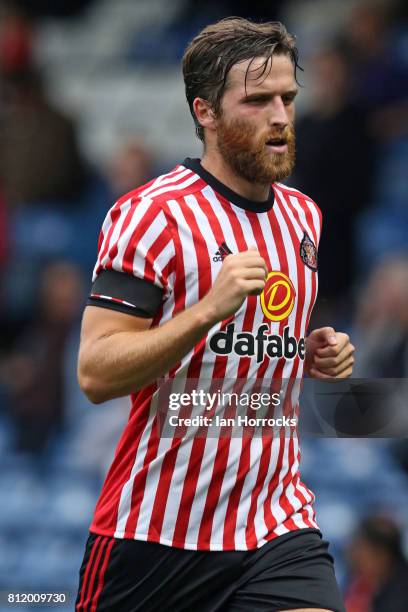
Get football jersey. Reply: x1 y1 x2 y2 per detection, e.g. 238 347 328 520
87 158 321 550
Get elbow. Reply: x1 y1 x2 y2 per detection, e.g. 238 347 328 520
77 362 109 405
78 373 106 404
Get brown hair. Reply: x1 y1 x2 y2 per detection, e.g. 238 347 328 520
182 17 301 141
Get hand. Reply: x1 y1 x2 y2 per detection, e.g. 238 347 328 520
305 327 355 379
201 248 268 324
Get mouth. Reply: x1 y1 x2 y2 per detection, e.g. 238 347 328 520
265 137 288 153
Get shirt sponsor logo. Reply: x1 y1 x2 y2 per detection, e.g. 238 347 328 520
260 271 296 322
209 323 305 363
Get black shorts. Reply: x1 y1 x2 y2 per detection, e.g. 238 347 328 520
76 528 345 612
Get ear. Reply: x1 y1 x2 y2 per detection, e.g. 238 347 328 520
193 97 216 133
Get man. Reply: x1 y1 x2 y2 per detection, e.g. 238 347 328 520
76 17 355 612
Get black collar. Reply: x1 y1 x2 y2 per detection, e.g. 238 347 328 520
182 158 275 213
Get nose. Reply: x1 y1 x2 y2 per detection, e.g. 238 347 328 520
268 96 289 128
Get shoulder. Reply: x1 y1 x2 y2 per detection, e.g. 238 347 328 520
111 163 201 219
273 182 322 225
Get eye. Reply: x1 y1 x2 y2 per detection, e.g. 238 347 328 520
244 97 268 105
282 94 296 106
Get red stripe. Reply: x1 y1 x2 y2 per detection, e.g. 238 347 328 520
219 209 271 548
125 188 204 541
281 196 318 525
284 194 318 335
90 538 115 612
123 415 164 537
192 190 267 549
104 181 196 539
115 166 187 205
274 191 311 528
301 199 319 332
122 198 191 538
120 202 163 276
162 199 187 377
170 190 228 549
76 537 102 612
276 196 309 528
187 191 244 549
143 225 175 286
245 195 303 537
262 203 295 533
107 199 137 269
212 202 260 549
95 205 123 276
276 189 318 528
81 537 108 611
146 194 213 545
91 390 155 535
96 167 190 278
90 175 321 548
145 170 196 201
284 192 320 522
259 195 294 536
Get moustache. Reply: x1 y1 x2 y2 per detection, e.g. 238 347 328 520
264 127 294 145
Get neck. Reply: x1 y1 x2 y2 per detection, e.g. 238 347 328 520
201 147 271 202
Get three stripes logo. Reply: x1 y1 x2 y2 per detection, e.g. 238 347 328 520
213 242 233 262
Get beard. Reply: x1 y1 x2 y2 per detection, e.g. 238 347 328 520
216 114 296 185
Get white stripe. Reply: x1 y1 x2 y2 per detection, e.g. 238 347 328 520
139 166 190 197
92 166 191 282
157 193 223 547
287 193 317 338
109 197 151 272
269 196 304 527
134 196 206 542
266 431 291 529
252 436 285 545
111 179 319 548
111 170 194 538
292 435 316 524
147 173 200 200
90 294 136 309
194 191 282 547
154 239 176 296
114 393 159 537
92 197 132 281
274 188 317 526
99 198 133 271
132 210 173 285
182 189 264 549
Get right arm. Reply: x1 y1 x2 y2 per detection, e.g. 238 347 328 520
77 249 267 403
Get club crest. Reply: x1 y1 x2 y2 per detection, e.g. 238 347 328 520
300 232 317 271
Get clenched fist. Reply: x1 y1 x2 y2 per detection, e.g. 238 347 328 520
201 248 268 324
305 326 355 379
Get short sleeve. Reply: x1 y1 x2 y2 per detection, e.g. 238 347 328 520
88 195 176 317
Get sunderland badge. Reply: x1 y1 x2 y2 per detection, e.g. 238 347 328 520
300 232 317 271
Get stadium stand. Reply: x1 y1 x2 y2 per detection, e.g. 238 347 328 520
0 0 407 609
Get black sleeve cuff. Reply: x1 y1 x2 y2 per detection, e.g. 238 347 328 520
88 269 163 318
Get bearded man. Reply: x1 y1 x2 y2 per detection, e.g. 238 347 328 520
75 17 354 612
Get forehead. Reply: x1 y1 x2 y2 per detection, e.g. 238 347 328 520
226 54 296 94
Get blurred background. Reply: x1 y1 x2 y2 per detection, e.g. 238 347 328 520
0 0 407 610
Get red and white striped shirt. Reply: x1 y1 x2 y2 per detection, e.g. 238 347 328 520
89 158 322 550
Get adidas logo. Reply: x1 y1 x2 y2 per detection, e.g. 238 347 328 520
213 242 233 262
